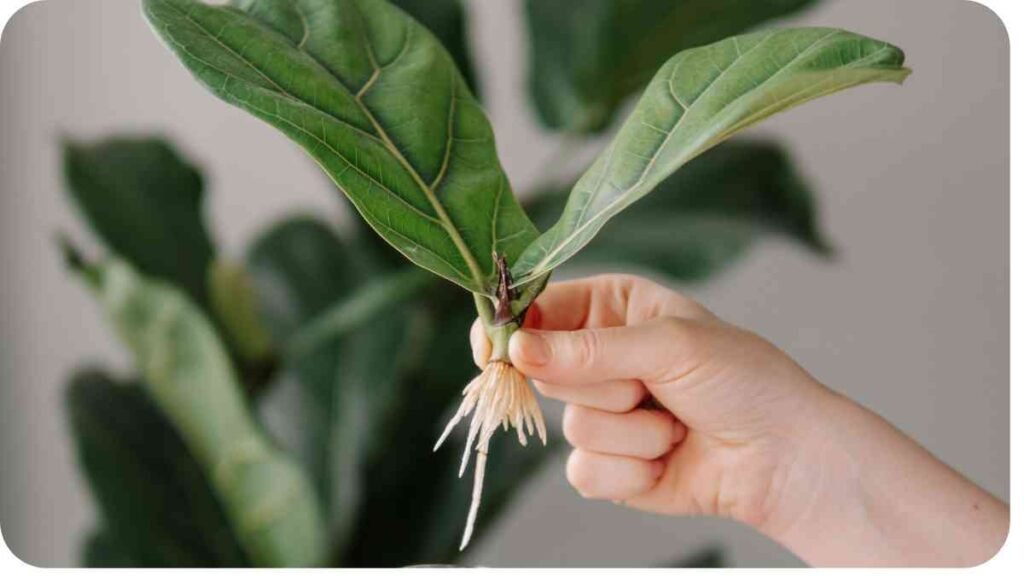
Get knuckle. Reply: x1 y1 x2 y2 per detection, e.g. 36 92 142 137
650 317 706 382
573 329 602 369
659 316 697 343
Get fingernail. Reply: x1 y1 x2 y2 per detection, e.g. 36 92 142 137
671 421 687 443
512 330 551 366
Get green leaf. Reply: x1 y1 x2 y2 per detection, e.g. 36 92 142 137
245 216 422 556
144 0 537 295
527 141 830 282
286 267 432 359
390 0 477 94
340 291 558 565
68 370 248 567
246 217 356 512
525 0 820 133
81 529 138 567
71 256 327 567
62 136 215 306
513 28 910 285
209 259 274 362
246 217 358 342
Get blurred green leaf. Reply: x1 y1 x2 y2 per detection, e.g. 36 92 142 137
246 216 426 555
247 217 359 342
342 291 470 566
513 28 909 285
286 267 432 360
68 370 247 567
525 0 821 133
62 136 215 306
527 141 831 282
391 0 478 94
81 529 138 567
209 259 274 362
245 217 359 540
420 433 562 563
341 290 557 565
70 255 326 567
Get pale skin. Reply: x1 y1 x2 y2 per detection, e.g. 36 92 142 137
470 274 1008 567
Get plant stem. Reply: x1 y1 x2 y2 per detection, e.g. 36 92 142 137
473 293 518 363
486 321 518 363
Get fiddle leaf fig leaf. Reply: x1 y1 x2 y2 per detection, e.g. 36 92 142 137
68 371 248 567
526 140 831 282
512 28 910 286
62 136 215 307
389 0 478 94
143 0 537 295
68 252 327 567
526 0 820 133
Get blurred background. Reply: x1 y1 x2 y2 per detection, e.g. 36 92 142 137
0 0 1008 568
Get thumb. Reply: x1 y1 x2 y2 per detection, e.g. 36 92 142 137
509 317 702 388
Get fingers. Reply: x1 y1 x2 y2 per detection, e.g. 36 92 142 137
524 274 712 331
534 378 648 412
566 449 665 500
511 317 702 386
562 405 686 459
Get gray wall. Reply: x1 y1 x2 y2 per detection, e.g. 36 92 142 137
0 0 1008 567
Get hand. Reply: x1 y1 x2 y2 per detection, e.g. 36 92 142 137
472 274 831 529
470 274 1008 567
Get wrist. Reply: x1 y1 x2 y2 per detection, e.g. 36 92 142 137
755 385 869 549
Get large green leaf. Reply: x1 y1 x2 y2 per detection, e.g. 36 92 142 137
68 370 247 567
512 28 910 285
390 0 477 94
144 0 537 295
230 0 477 91
527 140 830 282
70 254 326 567
526 0 820 133
62 136 215 306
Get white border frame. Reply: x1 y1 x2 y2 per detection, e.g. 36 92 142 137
0 0 1017 573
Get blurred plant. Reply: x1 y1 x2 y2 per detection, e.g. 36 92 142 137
58 0 907 567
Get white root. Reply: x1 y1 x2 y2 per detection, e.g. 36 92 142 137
434 361 547 551
460 450 487 551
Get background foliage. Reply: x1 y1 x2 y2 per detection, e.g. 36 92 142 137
61 0 832 567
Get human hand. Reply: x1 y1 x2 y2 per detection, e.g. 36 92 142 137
471 274 835 531
470 274 1008 566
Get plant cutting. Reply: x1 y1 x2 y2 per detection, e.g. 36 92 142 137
140 0 910 551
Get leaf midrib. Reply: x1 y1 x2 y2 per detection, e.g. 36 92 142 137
166 0 488 291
